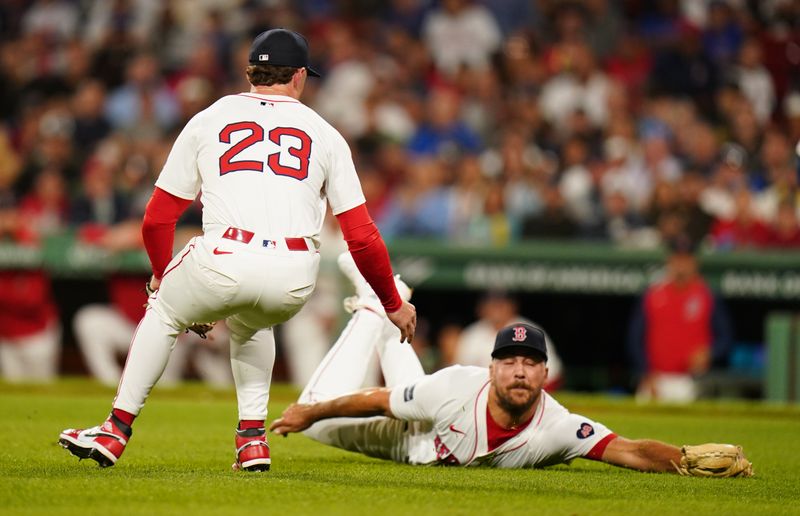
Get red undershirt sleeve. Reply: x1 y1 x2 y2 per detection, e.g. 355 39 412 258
335 203 402 313
584 433 618 461
142 187 193 280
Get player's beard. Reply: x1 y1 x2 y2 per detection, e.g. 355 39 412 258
495 382 540 419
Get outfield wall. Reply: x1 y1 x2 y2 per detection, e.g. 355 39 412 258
3 235 798 392
4 235 799 301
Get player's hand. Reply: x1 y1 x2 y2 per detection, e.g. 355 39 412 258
269 403 317 436
387 300 416 343
148 275 161 293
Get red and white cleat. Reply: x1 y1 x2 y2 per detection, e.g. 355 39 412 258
59 417 130 468
232 427 271 472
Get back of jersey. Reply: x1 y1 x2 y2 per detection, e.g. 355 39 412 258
155 93 365 239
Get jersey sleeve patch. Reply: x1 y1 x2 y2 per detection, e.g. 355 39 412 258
576 422 595 439
403 384 416 402
548 410 616 463
388 368 458 422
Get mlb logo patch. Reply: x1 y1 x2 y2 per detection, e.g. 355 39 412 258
258 54 269 61
263 239 277 249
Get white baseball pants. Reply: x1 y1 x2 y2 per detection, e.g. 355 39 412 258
113 232 319 420
299 308 427 462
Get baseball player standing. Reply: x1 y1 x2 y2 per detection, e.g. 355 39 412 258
270 259 752 477
59 28 416 472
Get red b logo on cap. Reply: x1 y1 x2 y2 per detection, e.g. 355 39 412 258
512 326 527 342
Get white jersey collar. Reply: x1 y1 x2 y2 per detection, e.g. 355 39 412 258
237 92 301 104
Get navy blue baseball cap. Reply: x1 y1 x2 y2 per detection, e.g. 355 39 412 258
491 323 548 362
248 28 321 77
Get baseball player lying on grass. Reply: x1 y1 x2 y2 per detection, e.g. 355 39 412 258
270 253 753 477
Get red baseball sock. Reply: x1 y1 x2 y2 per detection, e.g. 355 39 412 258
238 419 265 430
112 408 136 427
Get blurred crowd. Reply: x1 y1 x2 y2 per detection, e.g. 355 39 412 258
1 0 799 386
0 0 798 252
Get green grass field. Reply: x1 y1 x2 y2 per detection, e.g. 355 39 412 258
2 379 799 516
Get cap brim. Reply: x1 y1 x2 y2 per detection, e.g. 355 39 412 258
306 66 321 77
491 345 547 362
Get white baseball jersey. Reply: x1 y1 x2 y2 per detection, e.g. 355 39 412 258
389 365 614 467
155 93 366 241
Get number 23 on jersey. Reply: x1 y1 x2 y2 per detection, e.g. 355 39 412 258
218 121 312 180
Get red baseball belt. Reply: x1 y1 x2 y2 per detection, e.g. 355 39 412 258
221 227 310 251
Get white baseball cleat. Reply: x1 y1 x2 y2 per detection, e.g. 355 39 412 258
337 252 411 314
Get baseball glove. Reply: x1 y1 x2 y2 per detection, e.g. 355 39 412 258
143 281 215 338
674 443 753 478
186 322 216 339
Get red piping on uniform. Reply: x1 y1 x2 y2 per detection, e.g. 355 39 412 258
112 316 145 411
497 439 529 456
535 395 546 427
142 187 193 279
466 380 491 465
161 243 195 279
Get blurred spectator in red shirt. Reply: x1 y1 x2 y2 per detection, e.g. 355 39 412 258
0 165 64 382
605 32 653 100
765 201 800 248
0 267 61 382
628 235 732 402
710 190 771 249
